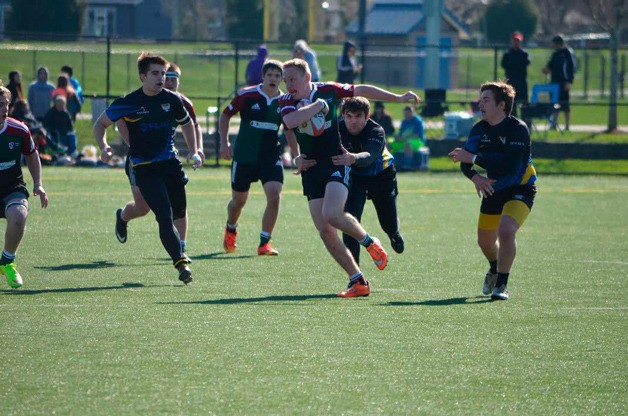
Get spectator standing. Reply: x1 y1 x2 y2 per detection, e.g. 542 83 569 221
61 65 85 105
27 66 55 121
245 45 268 86
370 101 395 137
293 40 321 82
543 35 576 130
7 71 24 113
336 40 362 83
501 31 530 116
43 95 78 158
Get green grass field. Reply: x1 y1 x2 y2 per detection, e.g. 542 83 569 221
1 167 626 415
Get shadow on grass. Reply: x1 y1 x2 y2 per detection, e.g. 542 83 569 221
386 296 493 306
34 260 117 272
188 252 256 261
1 282 150 295
161 293 339 305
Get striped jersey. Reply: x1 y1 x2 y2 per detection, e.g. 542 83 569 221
223 84 282 165
0 117 36 193
279 82 354 160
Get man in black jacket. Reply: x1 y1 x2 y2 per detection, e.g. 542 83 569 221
543 35 576 130
501 32 530 116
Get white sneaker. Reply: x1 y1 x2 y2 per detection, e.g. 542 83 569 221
482 271 497 295
491 284 509 301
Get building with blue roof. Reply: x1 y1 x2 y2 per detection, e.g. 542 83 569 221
345 0 470 89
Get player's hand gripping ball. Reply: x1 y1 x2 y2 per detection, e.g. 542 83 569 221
296 99 326 136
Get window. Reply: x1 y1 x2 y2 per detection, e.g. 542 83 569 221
84 7 116 37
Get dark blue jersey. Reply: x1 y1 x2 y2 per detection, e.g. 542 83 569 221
461 116 536 191
106 87 190 166
339 118 393 177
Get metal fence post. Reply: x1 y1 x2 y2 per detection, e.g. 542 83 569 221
106 36 111 105
234 41 240 92
620 54 625 99
493 46 498 81
583 51 589 100
214 97 222 167
600 54 606 98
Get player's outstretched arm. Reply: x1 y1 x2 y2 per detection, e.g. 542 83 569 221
354 85 420 104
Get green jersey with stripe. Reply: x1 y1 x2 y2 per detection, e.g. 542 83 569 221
223 85 282 165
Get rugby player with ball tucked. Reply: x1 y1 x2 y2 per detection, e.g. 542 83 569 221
279 58 419 298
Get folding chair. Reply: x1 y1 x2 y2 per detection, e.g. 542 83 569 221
420 89 449 139
420 89 448 118
520 83 561 139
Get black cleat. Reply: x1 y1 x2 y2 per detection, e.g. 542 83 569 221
115 209 128 243
177 264 193 285
390 233 405 254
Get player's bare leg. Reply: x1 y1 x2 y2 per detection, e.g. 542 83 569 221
258 181 282 255
309 198 361 276
323 182 388 270
223 190 248 253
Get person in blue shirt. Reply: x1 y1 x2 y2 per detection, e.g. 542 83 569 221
449 81 537 301
397 105 425 169
93 52 203 285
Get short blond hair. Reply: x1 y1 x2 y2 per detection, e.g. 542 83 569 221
282 58 310 76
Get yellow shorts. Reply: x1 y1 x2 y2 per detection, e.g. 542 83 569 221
478 200 531 230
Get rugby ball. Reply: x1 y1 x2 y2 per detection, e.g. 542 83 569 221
296 99 326 136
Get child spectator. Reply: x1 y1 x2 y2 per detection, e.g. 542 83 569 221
61 65 85 105
52 75 81 121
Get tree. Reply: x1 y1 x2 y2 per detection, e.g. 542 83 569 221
6 0 85 36
277 0 308 42
224 0 263 41
582 0 627 132
166 0 214 40
480 0 537 45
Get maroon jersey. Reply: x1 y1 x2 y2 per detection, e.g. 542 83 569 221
0 117 36 193
279 82 354 160
180 93 198 126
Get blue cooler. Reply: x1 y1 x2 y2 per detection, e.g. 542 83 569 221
444 112 475 139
